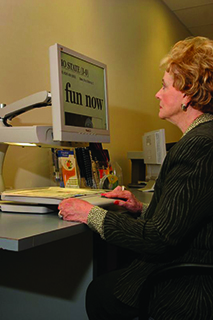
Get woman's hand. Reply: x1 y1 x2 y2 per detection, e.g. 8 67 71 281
102 186 143 213
58 198 94 223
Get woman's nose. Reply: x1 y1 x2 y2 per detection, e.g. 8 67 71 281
155 89 161 100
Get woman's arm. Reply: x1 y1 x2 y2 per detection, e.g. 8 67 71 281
90 135 213 255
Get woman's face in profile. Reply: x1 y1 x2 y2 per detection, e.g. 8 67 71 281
156 72 186 124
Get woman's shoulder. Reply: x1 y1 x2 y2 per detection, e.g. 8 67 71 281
166 121 213 162
185 119 213 140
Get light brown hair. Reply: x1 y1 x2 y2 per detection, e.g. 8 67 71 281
160 36 213 113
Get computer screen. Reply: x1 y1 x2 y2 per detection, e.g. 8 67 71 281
49 43 110 143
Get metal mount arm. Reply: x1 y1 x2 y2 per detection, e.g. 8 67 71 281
0 91 52 192
0 91 51 127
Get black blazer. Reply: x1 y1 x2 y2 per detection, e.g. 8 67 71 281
103 121 213 318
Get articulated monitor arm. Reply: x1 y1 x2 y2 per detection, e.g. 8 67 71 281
0 91 52 192
0 91 52 127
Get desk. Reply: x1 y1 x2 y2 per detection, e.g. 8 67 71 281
0 210 87 251
0 190 152 252
0 191 152 320
0 206 93 320
130 189 153 203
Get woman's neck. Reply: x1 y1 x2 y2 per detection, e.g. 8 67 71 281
176 108 204 133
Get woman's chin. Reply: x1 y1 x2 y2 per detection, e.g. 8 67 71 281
158 110 165 119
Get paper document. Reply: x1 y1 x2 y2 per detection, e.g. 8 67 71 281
1 186 108 205
138 180 155 192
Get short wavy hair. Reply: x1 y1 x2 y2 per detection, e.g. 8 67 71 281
160 36 213 114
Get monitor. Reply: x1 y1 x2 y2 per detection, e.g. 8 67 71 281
49 43 110 143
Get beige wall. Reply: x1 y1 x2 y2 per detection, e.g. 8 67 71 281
0 0 191 189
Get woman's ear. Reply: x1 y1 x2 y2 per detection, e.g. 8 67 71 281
183 94 191 106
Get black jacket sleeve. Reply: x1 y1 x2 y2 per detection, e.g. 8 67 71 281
103 134 213 255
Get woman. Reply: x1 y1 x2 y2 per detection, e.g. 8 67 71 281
58 36 213 319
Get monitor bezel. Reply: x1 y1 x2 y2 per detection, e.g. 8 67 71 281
49 43 110 143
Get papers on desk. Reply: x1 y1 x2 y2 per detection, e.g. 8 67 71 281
1 186 104 204
1 187 114 213
138 180 155 192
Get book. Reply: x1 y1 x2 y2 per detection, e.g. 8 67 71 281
1 186 107 205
